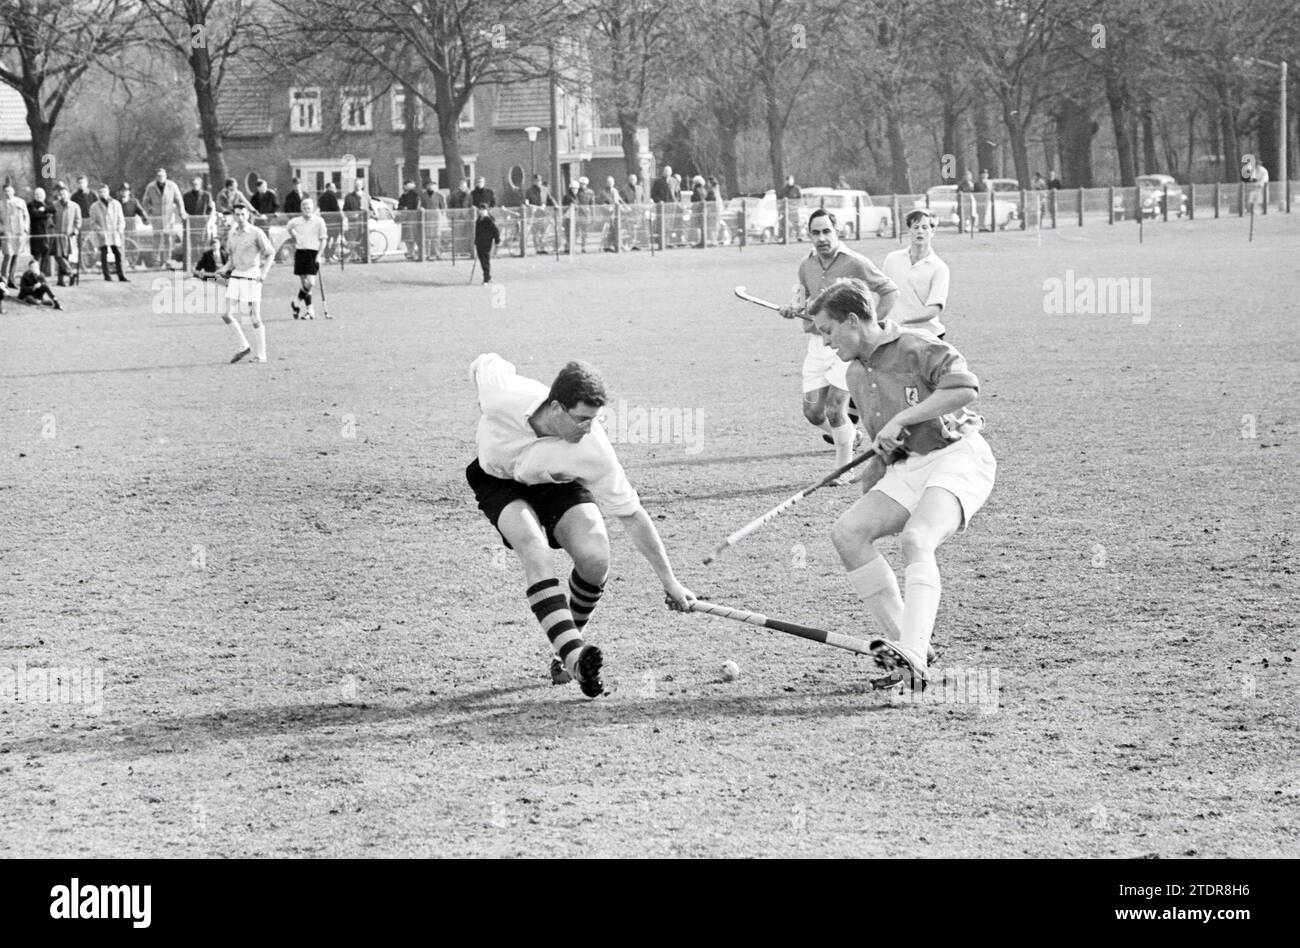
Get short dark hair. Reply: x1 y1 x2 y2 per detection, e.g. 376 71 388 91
808 207 837 229
809 278 879 325
904 207 934 227
546 361 608 411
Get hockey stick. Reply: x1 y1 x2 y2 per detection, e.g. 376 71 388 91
702 437 906 565
735 284 812 321
689 600 875 657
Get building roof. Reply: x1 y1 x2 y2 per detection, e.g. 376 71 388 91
0 85 31 142
492 82 551 128
217 79 273 138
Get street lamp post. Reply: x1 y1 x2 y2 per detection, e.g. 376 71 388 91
1236 56 1289 212
525 126 541 179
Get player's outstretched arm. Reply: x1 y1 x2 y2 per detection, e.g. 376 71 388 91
615 507 696 611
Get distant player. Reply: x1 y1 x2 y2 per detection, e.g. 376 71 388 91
218 205 274 363
286 197 327 319
808 278 995 685
881 208 950 338
779 208 898 482
467 353 696 697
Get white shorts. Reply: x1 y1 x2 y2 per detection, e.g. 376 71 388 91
871 431 996 527
801 337 850 394
226 270 262 306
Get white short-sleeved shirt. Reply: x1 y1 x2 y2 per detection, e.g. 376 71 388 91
287 214 327 251
470 353 641 517
882 248 950 337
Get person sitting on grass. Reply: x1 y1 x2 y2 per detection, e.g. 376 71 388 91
192 237 228 281
18 258 62 309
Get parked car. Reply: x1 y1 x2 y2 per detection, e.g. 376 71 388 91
924 185 1019 229
797 188 893 237
1113 174 1188 220
726 190 781 242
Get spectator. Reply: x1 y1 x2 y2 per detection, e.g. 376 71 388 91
90 183 128 282
18 259 60 308
525 173 556 208
596 176 623 252
341 180 370 259
598 175 622 206
419 181 446 260
119 184 147 266
561 180 581 252
1047 168 1062 189
620 173 643 205
52 183 81 286
650 165 677 203
70 175 95 220
28 187 56 277
1 183 31 288
470 175 496 208
957 169 976 231
781 174 802 200
1249 160 1270 212
448 179 471 210
397 179 421 259
780 174 801 240
974 168 993 231
249 179 279 219
1032 172 1047 190
215 177 248 216
142 167 186 266
192 236 228 280
318 181 342 258
473 204 499 283
707 175 727 245
282 178 306 215
184 176 214 217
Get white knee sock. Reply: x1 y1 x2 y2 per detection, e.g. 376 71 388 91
900 561 942 664
253 324 266 360
830 420 856 466
847 557 904 642
225 316 250 349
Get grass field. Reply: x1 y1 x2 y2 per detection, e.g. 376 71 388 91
1 215 1296 858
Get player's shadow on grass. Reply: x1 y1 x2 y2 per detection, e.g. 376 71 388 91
0 362 227 380
0 681 890 760
636 449 821 468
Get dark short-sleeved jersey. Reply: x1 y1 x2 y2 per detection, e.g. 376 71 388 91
845 321 983 456
798 245 897 335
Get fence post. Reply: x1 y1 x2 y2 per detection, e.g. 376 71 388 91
518 206 527 258
891 195 900 240
1077 187 1084 226
854 195 861 240
1188 184 1195 221
1108 186 1115 224
1021 190 1028 230
658 203 666 251
1049 189 1057 228
739 200 746 249
780 198 787 244
1238 182 1244 216
613 203 621 252
1214 182 1220 219
450 212 456 265
1162 184 1169 222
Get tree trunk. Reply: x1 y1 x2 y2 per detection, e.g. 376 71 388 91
1001 99 1031 188
433 70 466 191
1184 108 1197 181
764 82 784 191
28 109 53 190
884 97 911 193
1218 94 1238 183
1054 96 1098 187
716 118 741 198
618 110 642 179
973 98 996 177
1141 101 1159 173
190 36 226 187
1106 72 1136 185
1256 96 1278 181
941 98 963 182
402 81 422 188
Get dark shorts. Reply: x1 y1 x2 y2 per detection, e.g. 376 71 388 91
466 458 594 550
293 249 319 276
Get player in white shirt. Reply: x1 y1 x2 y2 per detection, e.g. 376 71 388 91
881 208 950 339
218 204 274 363
467 353 696 697
286 198 328 320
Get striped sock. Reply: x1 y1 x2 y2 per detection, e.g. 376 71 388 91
568 569 605 630
525 578 584 674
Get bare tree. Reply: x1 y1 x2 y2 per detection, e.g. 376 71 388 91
138 0 269 188
0 0 141 189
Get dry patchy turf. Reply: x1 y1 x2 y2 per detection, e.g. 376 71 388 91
1 216 1296 857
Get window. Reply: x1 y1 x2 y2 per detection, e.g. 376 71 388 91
341 87 373 131
458 96 474 130
391 86 424 132
290 87 322 133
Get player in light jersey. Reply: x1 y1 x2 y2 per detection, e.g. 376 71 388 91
808 278 995 686
286 198 328 320
881 208 950 338
218 204 274 363
467 354 696 698
779 209 898 482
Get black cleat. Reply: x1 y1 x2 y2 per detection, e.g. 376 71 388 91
230 347 251 364
869 639 931 684
549 657 573 685
574 644 605 698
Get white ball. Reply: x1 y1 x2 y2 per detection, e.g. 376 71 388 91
721 660 740 681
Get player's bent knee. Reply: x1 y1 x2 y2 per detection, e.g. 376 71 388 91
899 525 940 562
803 404 827 426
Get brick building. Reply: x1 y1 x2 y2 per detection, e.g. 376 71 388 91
201 67 652 203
